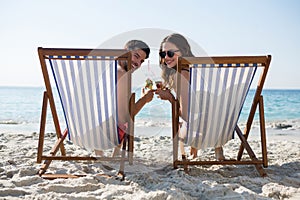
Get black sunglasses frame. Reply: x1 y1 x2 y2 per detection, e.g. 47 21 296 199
159 50 180 58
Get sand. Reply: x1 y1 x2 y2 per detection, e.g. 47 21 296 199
0 128 299 200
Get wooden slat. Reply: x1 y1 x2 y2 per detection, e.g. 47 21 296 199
259 96 268 167
179 55 270 66
38 47 130 58
40 174 86 180
39 130 69 175
172 99 179 169
174 160 264 166
41 156 129 162
38 48 66 155
235 125 267 177
37 91 48 163
128 93 135 165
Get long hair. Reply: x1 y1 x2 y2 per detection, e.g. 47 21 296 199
159 33 194 89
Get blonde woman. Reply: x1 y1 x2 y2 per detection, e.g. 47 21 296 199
155 33 225 160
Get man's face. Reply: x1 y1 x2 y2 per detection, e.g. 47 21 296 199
131 49 147 72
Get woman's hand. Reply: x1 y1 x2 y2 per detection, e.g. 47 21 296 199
141 88 154 103
155 89 175 103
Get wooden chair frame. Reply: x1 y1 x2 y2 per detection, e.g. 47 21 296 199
37 47 135 179
172 55 271 177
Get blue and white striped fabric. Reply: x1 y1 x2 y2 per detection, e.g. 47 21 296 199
49 56 119 150
186 63 258 149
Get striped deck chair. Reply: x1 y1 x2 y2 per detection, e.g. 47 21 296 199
37 47 135 180
172 55 271 176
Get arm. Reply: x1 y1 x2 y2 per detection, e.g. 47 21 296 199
133 90 154 116
155 70 189 119
117 69 131 124
179 70 190 121
156 88 182 117
155 88 176 103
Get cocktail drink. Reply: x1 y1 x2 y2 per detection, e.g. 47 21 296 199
145 78 153 90
155 81 163 90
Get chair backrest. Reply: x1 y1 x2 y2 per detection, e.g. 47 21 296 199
177 56 271 149
38 48 132 150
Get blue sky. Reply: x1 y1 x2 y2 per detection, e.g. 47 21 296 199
1 0 299 89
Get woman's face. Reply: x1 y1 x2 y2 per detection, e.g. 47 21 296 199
161 41 182 68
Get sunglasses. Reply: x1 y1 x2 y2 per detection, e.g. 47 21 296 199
159 50 180 58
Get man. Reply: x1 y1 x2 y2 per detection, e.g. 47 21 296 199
117 40 153 127
95 40 154 156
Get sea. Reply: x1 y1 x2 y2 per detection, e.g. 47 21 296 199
1 86 300 136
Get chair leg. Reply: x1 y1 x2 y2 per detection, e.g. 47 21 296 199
118 133 128 181
128 134 134 165
237 99 260 160
128 93 135 165
182 155 188 173
173 134 179 169
38 130 68 176
172 100 179 169
37 92 48 163
236 125 267 177
259 96 268 167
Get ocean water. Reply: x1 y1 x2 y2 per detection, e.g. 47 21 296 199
0 86 300 134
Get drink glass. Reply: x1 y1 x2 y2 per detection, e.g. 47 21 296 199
155 81 163 90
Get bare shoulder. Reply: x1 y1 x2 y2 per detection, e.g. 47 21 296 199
181 70 190 80
117 67 126 80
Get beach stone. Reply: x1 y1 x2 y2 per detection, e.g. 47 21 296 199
274 123 292 129
159 136 166 140
262 183 298 199
142 190 168 199
7 160 16 165
0 144 7 150
0 188 30 197
18 167 38 177
6 170 16 178
12 176 42 187
0 179 15 188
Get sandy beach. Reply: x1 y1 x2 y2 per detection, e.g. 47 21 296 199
0 127 299 200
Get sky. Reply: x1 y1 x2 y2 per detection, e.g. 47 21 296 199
0 0 300 89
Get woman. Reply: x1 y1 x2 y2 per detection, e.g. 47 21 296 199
155 33 225 160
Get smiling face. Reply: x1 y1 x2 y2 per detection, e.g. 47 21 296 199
161 41 182 69
131 49 147 72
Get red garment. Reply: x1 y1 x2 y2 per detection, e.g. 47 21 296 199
118 127 125 141
118 122 128 142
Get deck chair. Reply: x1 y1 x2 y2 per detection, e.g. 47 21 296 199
37 47 135 180
172 55 271 177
